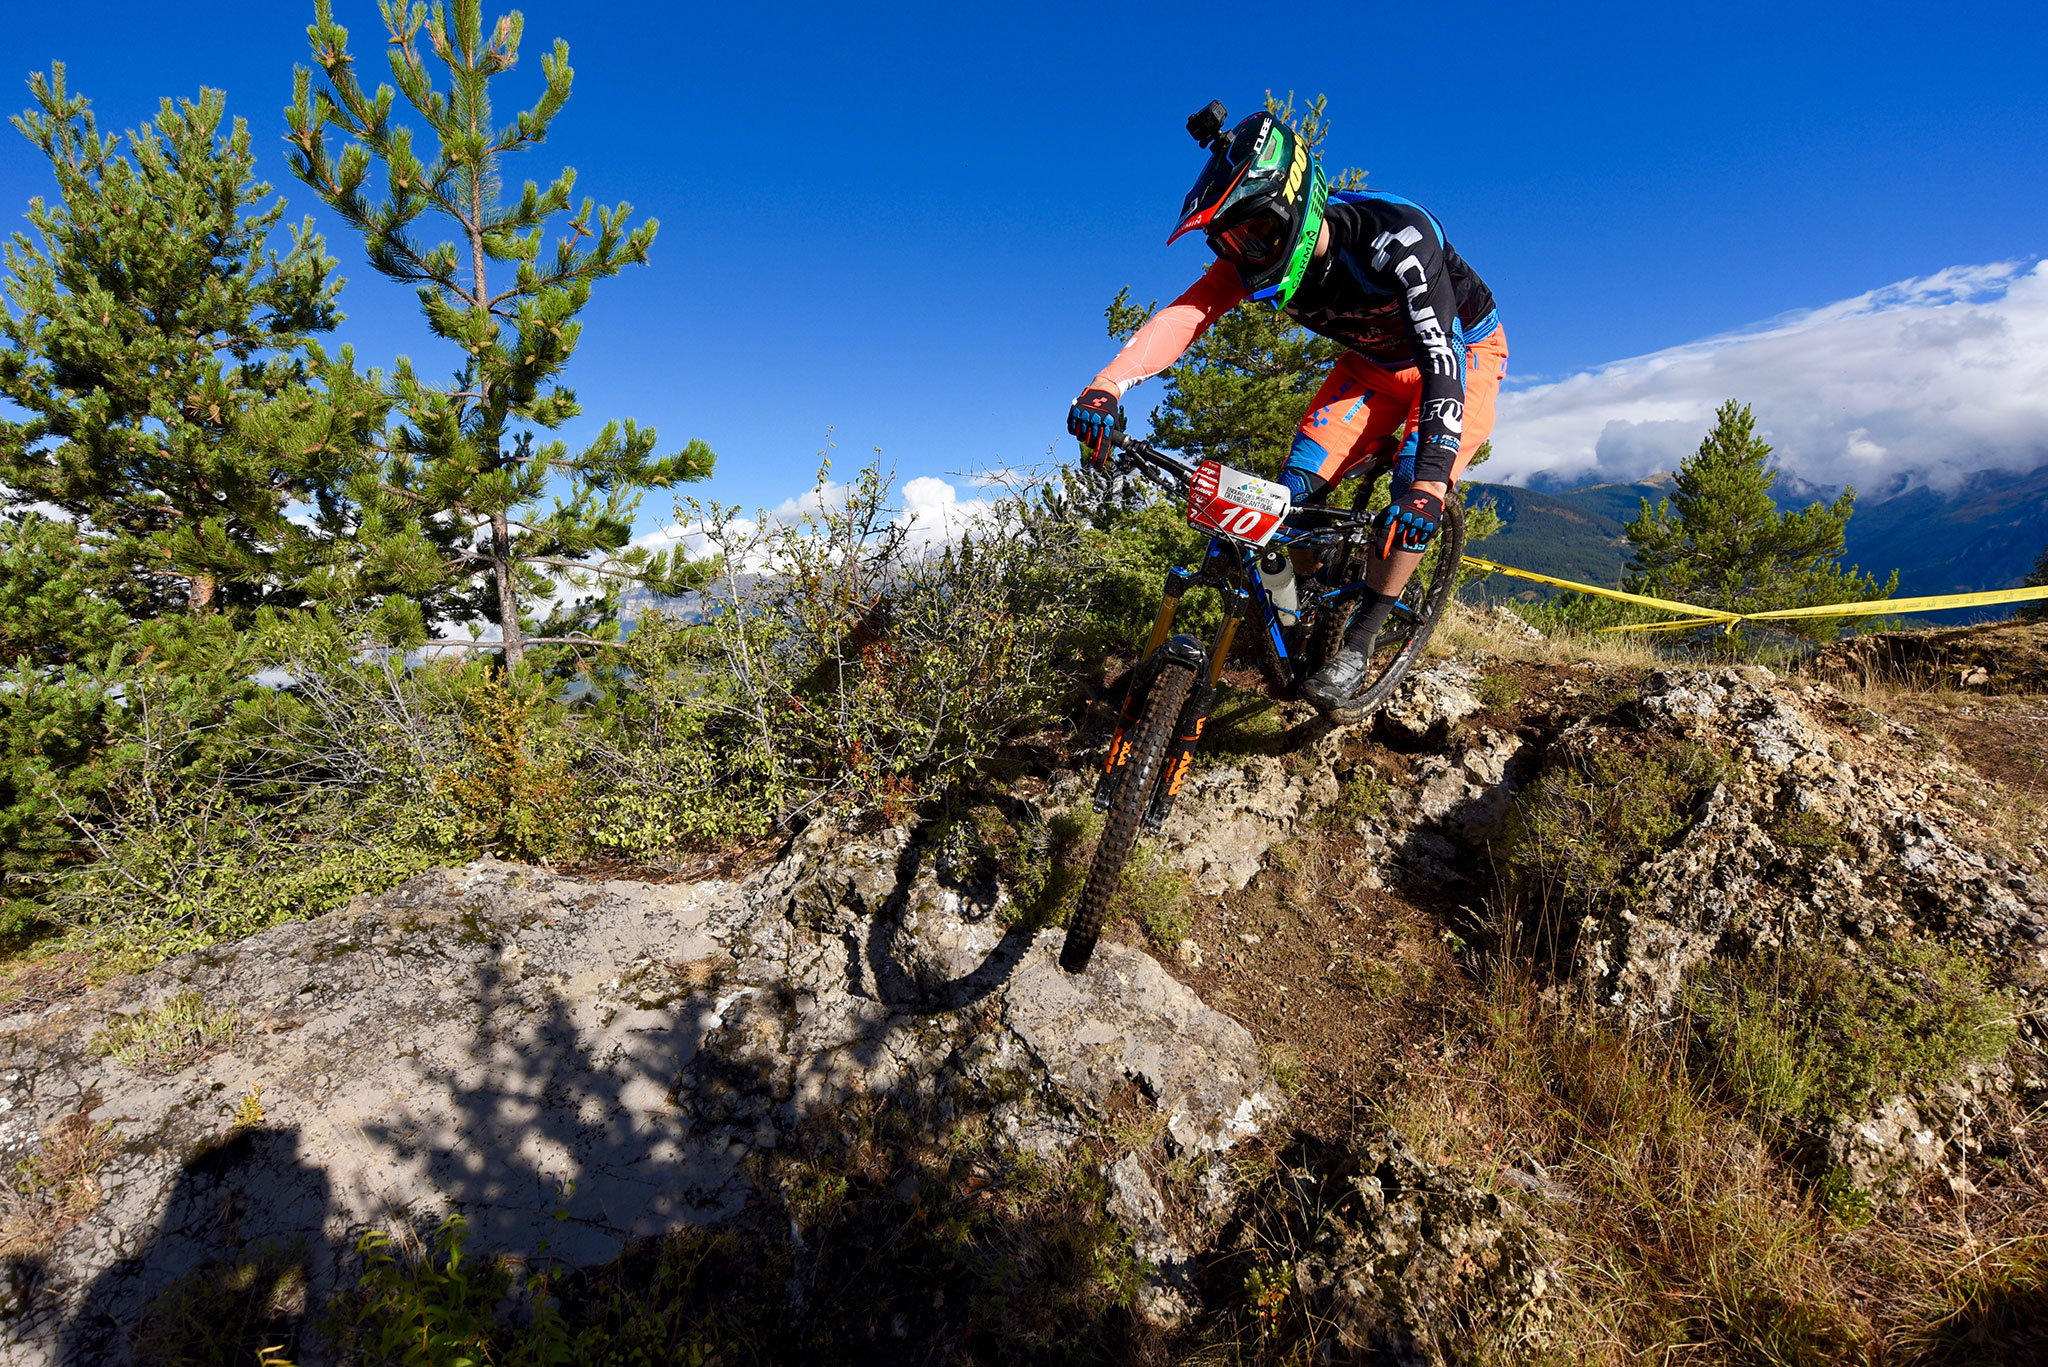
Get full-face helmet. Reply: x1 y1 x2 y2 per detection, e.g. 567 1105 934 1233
1167 105 1329 310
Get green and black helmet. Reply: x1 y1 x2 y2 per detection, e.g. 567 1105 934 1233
1167 104 1329 310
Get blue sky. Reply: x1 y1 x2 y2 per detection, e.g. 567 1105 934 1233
5 0 2047 528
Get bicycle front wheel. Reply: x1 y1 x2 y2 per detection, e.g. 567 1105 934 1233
1060 660 1196 973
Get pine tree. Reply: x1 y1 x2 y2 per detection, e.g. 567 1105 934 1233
0 515 130 669
0 66 371 618
2021 540 2047 620
1625 400 1895 638
287 0 713 671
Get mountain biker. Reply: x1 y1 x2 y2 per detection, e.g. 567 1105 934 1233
1067 102 1505 715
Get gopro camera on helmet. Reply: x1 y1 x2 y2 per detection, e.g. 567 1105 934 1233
1186 101 1229 151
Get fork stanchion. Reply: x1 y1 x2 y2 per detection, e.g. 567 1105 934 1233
1144 588 1248 833
1097 566 1195 814
1140 566 1193 661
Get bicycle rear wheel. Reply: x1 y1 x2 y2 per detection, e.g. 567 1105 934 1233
1060 660 1197 973
1322 497 1466 725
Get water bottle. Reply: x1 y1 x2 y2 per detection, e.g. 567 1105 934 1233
1258 548 1299 627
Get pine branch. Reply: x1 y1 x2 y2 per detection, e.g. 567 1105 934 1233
420 635 626 649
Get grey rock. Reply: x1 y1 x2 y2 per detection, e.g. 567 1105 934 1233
1518 668 2041 1196
1292 1132 1551 1366
1570 670 2034 1029
1489 605 1545 641
1 837 1272 1365
1345 726 1529 891
1104 1152 1196 1325
1379 661 1484 744
1159 726 1345 895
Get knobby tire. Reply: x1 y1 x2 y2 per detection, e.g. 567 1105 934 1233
1060 661 1197 973
1304 553 1364 677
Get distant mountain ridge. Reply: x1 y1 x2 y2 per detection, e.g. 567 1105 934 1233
1466 465 2048 614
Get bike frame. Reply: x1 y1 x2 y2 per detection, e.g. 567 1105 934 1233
1094 433 1382 831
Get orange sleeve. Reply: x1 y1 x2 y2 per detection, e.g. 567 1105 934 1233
1090 262 1247 397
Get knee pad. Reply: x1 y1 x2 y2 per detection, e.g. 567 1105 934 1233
1281 465 1326 504
1282 433 1333 504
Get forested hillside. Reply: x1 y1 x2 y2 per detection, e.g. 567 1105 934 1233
1469 464 2048 613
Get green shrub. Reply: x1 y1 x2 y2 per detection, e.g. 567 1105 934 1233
577 611 777 857
1123 843 1193 948
1 616 262 944
59 794 443 976
89 991 239 1073
1322 767 1390 830
1691 937 2016 1128
1008 809 1098 930
1770 805 1846 852
431 672 586 865
335 1216 576 1367
1477 669 1526 709
1499 737 1729 914
1816 1167 1874 1227
681 459 1089 826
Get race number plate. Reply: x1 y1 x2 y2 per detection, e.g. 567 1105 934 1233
1186 460 1291 547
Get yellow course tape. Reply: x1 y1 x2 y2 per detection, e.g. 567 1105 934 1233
1457 554 2048 634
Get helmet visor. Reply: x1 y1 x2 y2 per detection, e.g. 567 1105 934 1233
1169 113 1280 244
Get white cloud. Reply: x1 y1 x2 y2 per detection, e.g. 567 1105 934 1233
631 515 758 563
1491 260 2048 493
768 480 850 524
628 473 999 571
894 475 999 552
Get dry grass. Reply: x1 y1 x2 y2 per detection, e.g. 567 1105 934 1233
1363 966 2048 1366
0 950 93 1015
0 1105 118 1259
1432 600 1670 672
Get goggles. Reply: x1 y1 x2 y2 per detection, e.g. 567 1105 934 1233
1207 210 1289 268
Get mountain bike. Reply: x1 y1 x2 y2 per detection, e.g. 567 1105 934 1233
1059 431 1465 973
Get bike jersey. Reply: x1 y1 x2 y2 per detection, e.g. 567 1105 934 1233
1090 189 1498 484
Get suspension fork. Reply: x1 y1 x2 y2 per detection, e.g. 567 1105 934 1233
1095 566 1196 811
1144 586 1248 833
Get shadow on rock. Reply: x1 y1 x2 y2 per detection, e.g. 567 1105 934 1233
351 960 748 1272
58 1127 332 1367
858 828 1037 1014
1203 1130 1550 1367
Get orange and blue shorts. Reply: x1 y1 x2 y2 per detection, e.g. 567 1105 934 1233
1284 324 1509 499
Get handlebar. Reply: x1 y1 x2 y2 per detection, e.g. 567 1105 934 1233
1104 430 1196 491
1103 431 1371 534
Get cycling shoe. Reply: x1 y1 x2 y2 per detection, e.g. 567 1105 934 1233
1301 636 1375 714
1302 591 1403 715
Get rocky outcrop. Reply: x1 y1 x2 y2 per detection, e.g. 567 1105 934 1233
1573 668 2040 1026
1812 617 2048 694
1287 1132 1550 1366
0 832 1272 1364
1158 724 1345 895
1377 659 1484 746
1481 666 2046 1198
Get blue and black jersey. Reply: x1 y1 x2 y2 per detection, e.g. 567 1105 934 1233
1283 192 1498 480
